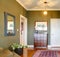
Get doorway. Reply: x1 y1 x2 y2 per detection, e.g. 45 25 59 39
20 15 27 45
50 19 60 46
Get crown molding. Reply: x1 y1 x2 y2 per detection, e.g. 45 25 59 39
16 0 60 11
27 9 60 11
16 0 27 10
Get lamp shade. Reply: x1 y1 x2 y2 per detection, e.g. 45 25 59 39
43 11 47 15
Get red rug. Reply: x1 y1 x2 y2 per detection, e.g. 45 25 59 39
33 50 57 57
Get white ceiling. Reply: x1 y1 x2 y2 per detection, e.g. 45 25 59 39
16 0 60 11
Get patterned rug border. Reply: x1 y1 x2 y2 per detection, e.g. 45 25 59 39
32 50 57 57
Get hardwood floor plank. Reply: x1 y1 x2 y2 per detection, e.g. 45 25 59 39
20 48 36 57
20 48 60 57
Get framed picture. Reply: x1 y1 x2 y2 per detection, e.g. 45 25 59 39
35 22 47 30
4 12 15 36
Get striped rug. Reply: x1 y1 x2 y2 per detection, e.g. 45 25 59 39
33 50 57 57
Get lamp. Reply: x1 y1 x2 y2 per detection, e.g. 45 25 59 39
43 1 48 15
43 10 47 15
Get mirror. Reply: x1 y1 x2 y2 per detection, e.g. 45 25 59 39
4 12 15 36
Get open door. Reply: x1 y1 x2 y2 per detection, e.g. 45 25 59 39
20 15 27 45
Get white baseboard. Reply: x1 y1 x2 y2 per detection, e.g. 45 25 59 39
48 45 60 50
48 45 60 47
28 45 34 48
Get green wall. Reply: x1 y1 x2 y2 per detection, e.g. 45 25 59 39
0 0 27 48
0 0 60 48
27 11 60 45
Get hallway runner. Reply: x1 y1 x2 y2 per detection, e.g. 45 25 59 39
33 50 57 57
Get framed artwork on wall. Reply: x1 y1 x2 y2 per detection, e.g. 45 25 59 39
4 12 15 36
35 22 47 31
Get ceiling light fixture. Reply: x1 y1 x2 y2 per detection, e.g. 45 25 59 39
43 1 48 15
43 10 47 15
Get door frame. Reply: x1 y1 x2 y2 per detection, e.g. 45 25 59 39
20 15 27 45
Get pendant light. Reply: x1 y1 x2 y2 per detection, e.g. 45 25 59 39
43 1 48 15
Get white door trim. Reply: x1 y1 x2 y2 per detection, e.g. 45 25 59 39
20 15 27 45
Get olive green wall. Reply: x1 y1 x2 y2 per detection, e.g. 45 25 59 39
0 0 27 48
0 0 60 48
27 11 60 45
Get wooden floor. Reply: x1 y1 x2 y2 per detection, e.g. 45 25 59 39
20 48 60 57
20 48 36 57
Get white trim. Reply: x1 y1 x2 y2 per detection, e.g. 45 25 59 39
48 45 60 50
28 45 34 48
27 9 60 11
20 15 27 45
16 0 27 10
28 45 47 48
16 0 60 11
48 45 60 48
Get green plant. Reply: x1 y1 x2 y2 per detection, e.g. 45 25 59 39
11 43 23 50
10 43 28 50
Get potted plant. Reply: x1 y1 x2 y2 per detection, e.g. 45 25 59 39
9 43 28 55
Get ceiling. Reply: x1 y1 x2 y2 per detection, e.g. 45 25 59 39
16 0 60 11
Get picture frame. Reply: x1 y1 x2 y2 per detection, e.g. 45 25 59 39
4 12 15 36
35 22 47 30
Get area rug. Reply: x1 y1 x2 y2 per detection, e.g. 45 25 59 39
33 50 57 57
